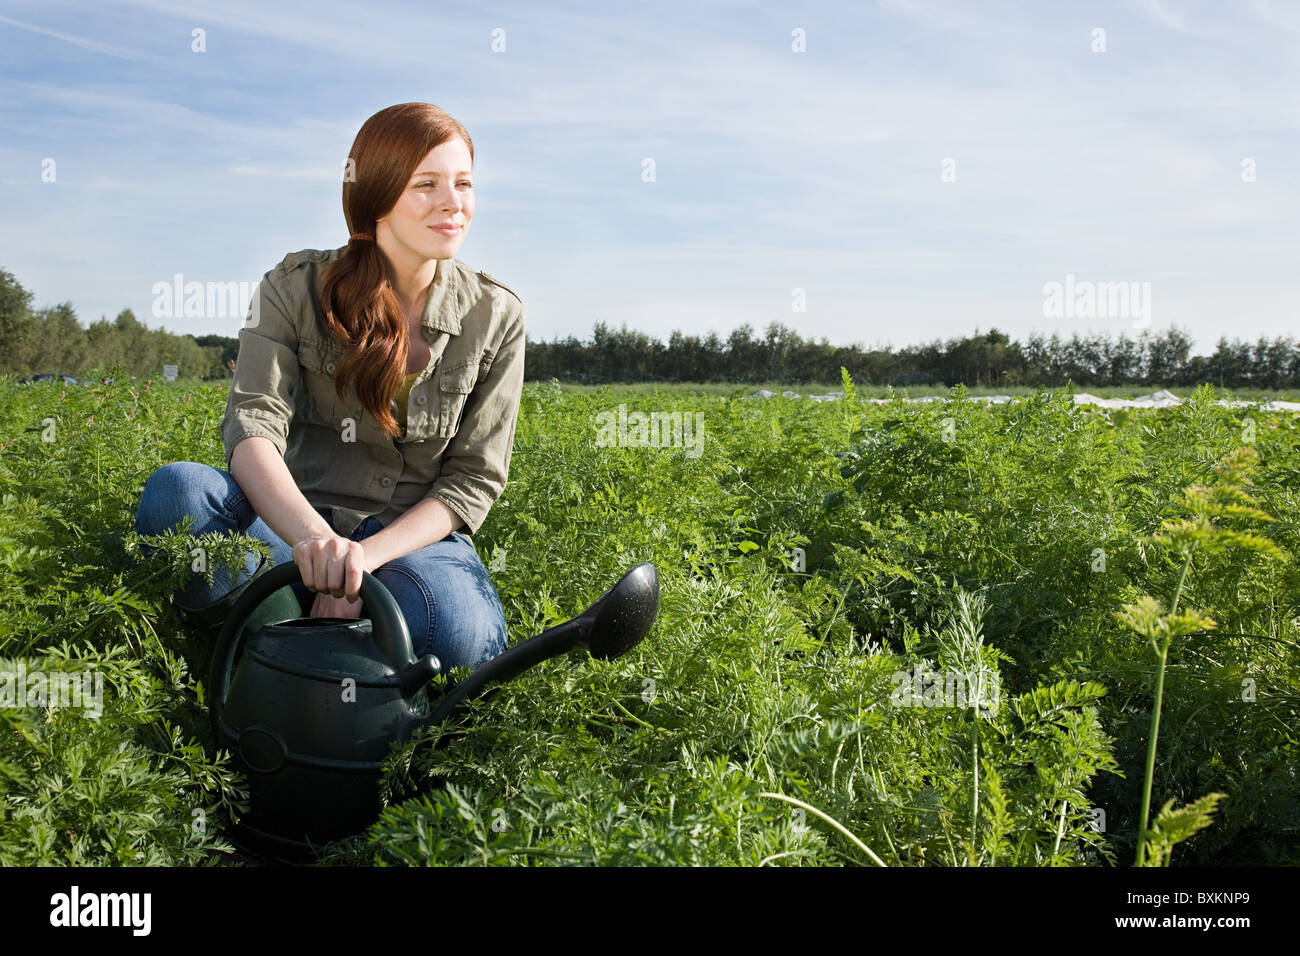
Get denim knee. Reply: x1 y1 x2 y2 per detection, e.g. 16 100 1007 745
135 460 226 537
133 461 264 611
373 547 508 671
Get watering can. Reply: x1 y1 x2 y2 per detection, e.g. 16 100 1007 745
208 558 660 860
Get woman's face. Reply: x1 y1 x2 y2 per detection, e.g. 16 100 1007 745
377 136 474 264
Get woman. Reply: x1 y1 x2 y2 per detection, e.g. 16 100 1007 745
133 102 525 670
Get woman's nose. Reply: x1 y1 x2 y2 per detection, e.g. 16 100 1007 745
437 187 462 211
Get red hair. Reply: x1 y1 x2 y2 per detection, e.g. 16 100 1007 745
318 103 474 437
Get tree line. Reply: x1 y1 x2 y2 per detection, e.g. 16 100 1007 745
527 321 1300 389
1 269 231 381
3 267 1297 389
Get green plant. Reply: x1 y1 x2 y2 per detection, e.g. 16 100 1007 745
1114 446 1281 865
2 372 1297 866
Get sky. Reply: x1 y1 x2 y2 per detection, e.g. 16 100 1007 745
1 0 1297 355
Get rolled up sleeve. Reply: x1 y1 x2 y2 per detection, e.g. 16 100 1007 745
220 274 301 470
426 301 525 535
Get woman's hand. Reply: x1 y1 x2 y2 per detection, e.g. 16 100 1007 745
310 591 364 620
291 534 369 603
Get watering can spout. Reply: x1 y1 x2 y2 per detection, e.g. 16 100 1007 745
409 562 661 731
587 563 660 659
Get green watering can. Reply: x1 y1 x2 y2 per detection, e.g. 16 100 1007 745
208 559 660 860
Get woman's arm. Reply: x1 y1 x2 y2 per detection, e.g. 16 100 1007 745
223 267 367 602
232 437 462 600
229 435 335 549
346 295 524 575
230 436 369 604
421 295 526 535
360 497 463 570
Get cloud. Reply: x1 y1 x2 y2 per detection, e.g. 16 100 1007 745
106 0 490 64
0 12 160 62
1133 0 1190 32
228 164 343 182
875 0 973 29
2 0 1297 354
1244 0 1300 30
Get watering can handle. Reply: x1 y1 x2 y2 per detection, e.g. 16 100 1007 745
208 560 415 724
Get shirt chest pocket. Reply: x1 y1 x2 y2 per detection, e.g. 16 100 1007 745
435 359 480 439
298 339 348 427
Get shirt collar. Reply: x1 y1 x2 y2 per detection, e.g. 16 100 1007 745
420 258 462 336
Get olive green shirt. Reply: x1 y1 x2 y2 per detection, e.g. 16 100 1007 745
220 246 525 539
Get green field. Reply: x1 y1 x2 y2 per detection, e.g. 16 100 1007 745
547 380 1300 403
1 370 1296 865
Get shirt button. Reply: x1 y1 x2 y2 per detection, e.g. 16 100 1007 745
380 476 392 487
325 361 336 374
416 394 428 405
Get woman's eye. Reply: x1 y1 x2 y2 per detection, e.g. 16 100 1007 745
416 181 473 188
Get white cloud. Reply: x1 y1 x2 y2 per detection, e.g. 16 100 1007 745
0 12 160 62
1133 0 1190 32
228 164 344 182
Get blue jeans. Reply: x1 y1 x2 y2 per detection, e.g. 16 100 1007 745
133 461 508 670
